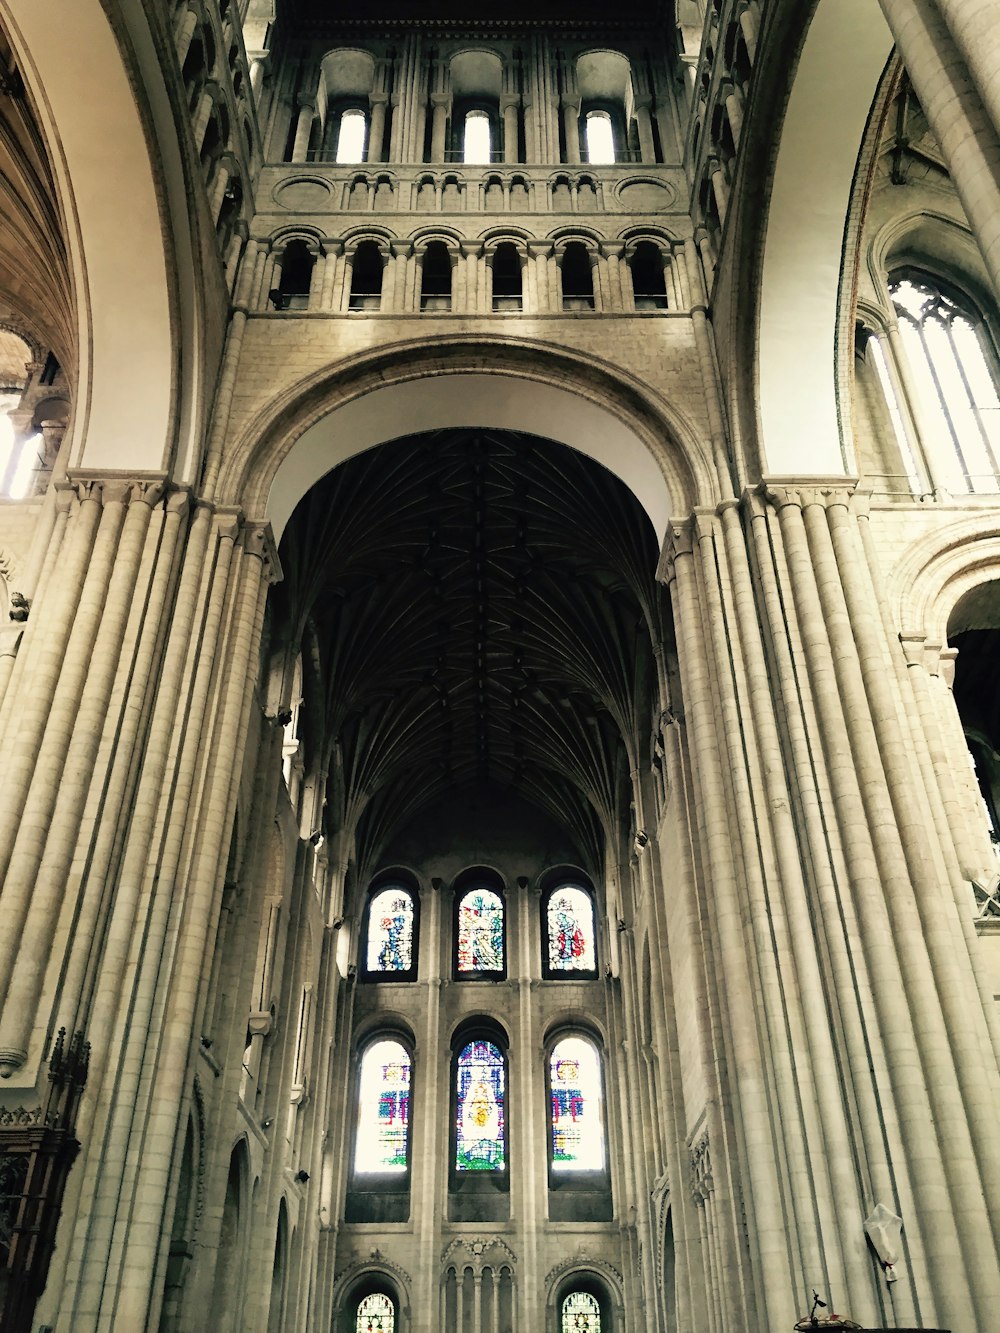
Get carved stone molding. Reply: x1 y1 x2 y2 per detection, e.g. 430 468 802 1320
0 1105 42 1128
544 1252 623 1296
441 1234 517 1272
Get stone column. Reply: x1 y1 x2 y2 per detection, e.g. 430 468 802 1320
248 52 268 101
391 240 413 313
320 241 342 310
935 0 1000 150
561 97 581 163
763 484 989 1332
709 157 729 225
45 513 278 1331
603 242 628 311
633 94 657 162
663 521 798 1330
291 96 316 161
501 94 520 162
0 478 167 1074
877 0 1000 299
367 92 388 163
430 92 450 162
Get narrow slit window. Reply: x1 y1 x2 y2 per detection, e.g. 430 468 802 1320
464 109 491 164
337 108 368 164
585 111 615 164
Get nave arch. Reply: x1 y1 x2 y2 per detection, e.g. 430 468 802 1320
756 0 893 474
0 0 209 481
217 337 715 544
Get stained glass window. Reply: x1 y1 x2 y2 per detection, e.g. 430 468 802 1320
354 1040 410 1174
455 1039 505 1171
365 887 415 975
456 889 504 975
546 886 596 974
561 1290 601 1332
356 1292 394 1333
550 1036 605 1172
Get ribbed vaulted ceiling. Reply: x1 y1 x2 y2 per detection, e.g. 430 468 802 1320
0 23 74 372
275 429 667 873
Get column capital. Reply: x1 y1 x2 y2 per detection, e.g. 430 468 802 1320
759 477 859 512
660 518 695 574
62 471 169 508
243 518 283 584
500 92 521 111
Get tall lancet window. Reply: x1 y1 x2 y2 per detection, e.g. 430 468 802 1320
544 885 597 977
464 109 491 163
363 885 417 979
549 1036 605 1173
353 1039 411 1174
891 270 1000 493
455 1039 506 1172
585 110 615 164
355 1292 394 1332
337 107 368 163
455 887 505 977
562 1291 602 1332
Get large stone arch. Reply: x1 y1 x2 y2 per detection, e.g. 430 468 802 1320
0 0 205 479
221 336 713 544
757 0 893 475
891 515 1000 642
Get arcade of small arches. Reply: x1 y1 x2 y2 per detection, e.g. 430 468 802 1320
264 226 677 316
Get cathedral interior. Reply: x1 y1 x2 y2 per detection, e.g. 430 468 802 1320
1 1 1000 1331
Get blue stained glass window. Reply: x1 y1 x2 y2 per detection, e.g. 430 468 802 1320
366 887 414 974
455 1039 505 1171
456 889 504 974
550 1036 605 1172
356 1292 394 1333
354 1040 410 1174
561 1290 601 1332
546 886 596 973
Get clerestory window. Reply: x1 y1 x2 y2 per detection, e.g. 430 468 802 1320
455 1038 506 1172
584 110 616 164
353 1038 411 1175
890 270 1000 494
361 884 417 979
549 1035 606 1174
543 884 597 977
464 109 492 163
336 108 368 164
455 886 505 977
